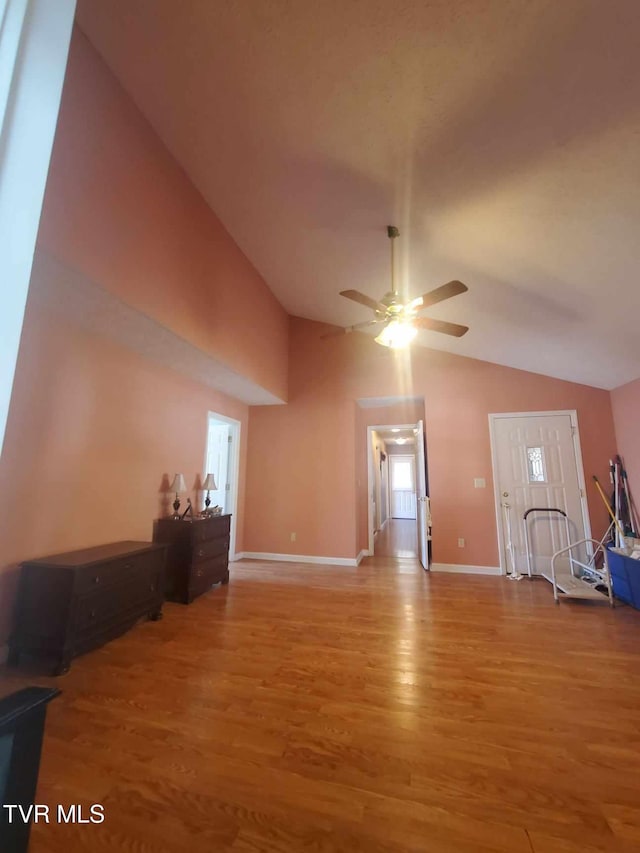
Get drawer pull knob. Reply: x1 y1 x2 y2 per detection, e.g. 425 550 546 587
93 576 100 584
124 562 133 570
196 569 203 577
198 549 205 557
150 584 155 592
90 610 96 618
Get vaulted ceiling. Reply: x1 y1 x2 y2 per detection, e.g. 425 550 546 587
76 0 640 389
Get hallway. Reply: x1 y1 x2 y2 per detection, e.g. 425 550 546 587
374 518 418 558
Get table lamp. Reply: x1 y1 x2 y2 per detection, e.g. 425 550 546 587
202 473 217 516
169 473 187 519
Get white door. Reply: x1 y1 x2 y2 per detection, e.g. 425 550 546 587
491 413 588 576
390 455 416 519
205 421 230 512
415 419 430 570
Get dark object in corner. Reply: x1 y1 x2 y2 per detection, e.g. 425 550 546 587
9 541 167 675
0 687 59 853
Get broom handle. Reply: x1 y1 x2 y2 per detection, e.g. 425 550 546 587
593 475 625 539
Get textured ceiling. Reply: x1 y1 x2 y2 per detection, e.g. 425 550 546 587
76 0 640 389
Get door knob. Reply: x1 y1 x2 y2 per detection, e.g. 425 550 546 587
503 491 509 497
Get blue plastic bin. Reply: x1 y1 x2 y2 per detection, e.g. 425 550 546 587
607 545 640 608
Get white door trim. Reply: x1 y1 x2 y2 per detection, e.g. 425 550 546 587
366 423 417 556
488 410 592 575
205 411 241 560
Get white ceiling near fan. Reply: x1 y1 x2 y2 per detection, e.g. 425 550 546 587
76 0 640 389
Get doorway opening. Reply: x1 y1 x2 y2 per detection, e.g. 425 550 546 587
204 411 241 560
367 422 430 566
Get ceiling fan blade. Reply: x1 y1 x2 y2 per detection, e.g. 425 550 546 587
352 318 386 331
339 290 387 313
414 317 469 337
321 318 385 339
417 280 468 309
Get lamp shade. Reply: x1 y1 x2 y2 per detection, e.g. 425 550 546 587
169 473 187 493
202 473 217 491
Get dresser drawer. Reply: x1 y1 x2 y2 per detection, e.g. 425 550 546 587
189 554 228 598
75 549 160 594
193 536 229 562
75 567 163 631
191 515 231 543
75 587 122 633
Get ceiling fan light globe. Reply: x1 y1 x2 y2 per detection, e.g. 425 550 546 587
374 320 418 349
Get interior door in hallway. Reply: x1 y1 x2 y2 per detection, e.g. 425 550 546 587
491 412 589 575
415 419 430 570
390 455 416 520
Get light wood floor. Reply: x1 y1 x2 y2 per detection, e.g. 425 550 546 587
374 518 418 557
2 556 640 852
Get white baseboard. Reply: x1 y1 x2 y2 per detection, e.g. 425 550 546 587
430 563 502 576
356 549 369 565
238 551 360 567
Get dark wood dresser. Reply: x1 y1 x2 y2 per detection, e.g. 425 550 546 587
9 541 166 675
153 514 231 603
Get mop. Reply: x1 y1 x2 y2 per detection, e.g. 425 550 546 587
503 502 522 580
593 475 625 542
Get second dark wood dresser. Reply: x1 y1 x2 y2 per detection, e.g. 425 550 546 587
153 514 231 603
9 541 166 675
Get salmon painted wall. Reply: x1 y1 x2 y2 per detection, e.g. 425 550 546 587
0 27 288 642
0 294 248 643
611 377 640 512
245 317 616 565
37 28 288 402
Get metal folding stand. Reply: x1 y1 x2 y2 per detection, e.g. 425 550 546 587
522 507 613 605
523 508 571 579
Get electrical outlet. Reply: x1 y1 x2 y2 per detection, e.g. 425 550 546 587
458 537 465 548
290 532 296 542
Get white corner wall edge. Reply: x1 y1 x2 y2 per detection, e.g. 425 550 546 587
0 0 76 454
237 552 361 567
430 563 502 575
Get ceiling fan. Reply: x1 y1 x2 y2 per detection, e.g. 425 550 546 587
323 226 469 348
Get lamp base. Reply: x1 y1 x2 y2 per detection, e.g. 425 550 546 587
171 494 181 519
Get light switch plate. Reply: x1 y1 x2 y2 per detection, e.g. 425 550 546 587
474 478 486 488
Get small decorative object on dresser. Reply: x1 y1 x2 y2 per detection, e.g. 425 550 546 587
8 541 167 675
153 514 231 604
